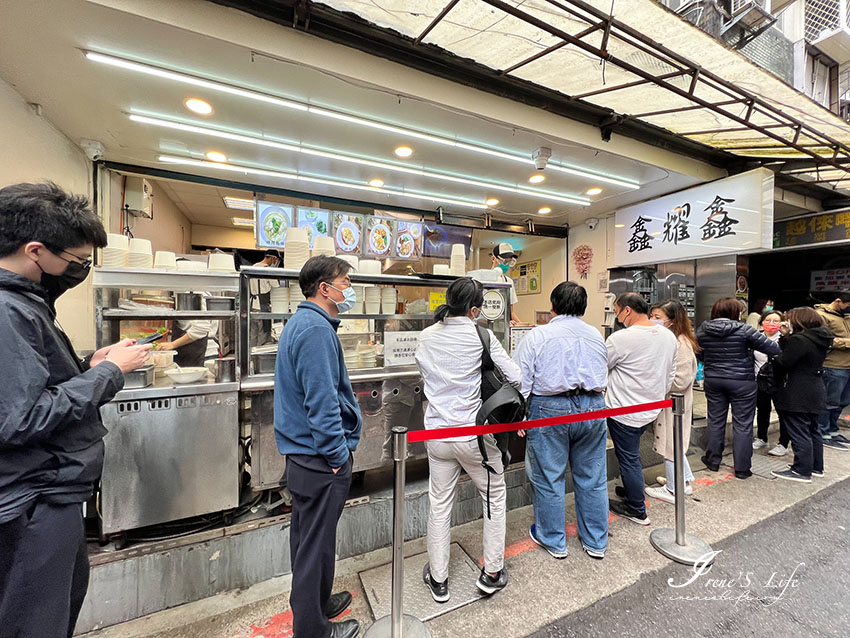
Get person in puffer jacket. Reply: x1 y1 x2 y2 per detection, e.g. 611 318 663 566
696 297 781 478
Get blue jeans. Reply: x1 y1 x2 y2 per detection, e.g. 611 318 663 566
607 417 651 516
818 368 850 439
525 393 608 553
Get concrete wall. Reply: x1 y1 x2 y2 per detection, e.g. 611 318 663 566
512 236 568 323
114 178 193 254
192 224 255 250
0 76 96 350
567 217 616 334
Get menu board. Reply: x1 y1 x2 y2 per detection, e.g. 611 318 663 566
364 216 395 258
332 212 364 255
513 260 541 295
422 224 473 258
394 221 423 261
296 208 330 249
255 201 294 249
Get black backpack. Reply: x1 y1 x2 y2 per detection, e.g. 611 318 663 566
757 357 780 395
474 324 526 518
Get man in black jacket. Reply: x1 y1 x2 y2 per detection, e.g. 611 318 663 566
0 183 151 638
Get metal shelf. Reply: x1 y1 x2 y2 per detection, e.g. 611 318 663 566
252 312 434 321
102 309 236 320
239 266 510 289
93 268 239 292
240 367 420 391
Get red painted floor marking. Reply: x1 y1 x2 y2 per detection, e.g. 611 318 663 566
247 606 352 638
693 472 734 488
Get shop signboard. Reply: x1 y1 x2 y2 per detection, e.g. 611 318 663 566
613 168 774 267
393 220 423 261
422 224 473 258
383 331 421 367
774 211 850 249
429 291 446 311
811 268 850 293
481 289 506 321
255 201 294 249
364 216 395 258
296 208 330 249
332 212 364 255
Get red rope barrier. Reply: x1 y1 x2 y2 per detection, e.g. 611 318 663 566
407 399 673 443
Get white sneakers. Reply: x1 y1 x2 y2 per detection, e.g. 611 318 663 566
768 443 788 457
655 477 694 495
752 438 768 450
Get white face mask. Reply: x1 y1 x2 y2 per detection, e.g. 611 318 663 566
650 319 666 326
328 284 356 313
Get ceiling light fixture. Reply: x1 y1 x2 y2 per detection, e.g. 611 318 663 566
158 155 488 209
129 114 590 205
184 98 213 115
231 217 254 227
615 223 625 228
529 174 545 184
394 146 413 158
223 196 255 210
205 150 227 162
586 187 603 196
87 51 640 189
368 178 385 188
538 206 552 215
486 198 500 207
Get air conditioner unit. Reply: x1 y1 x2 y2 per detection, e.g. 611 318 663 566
124 177 153 218
729 0 773 28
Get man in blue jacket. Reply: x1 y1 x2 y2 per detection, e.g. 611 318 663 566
275 255 362 638
0 182 152 638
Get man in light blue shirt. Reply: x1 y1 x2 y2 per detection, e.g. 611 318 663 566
514 281 609 559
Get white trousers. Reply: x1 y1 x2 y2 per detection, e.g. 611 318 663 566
426 435 506 582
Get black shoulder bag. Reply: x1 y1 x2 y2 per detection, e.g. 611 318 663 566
474 324 526 518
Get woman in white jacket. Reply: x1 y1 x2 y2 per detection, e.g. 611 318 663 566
646 300 699 504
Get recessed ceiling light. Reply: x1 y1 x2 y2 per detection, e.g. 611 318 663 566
223 196 255 210
529 174 545 184
205 150 227 162
394 146 413 158
538 206 552 215
615 223 625 228
88 51 640 189
184 98 213 115
586 187 603 196
368 178 385 188
486 198 500 207
231 217 254 227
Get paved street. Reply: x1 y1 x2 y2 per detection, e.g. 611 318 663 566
533 478 850 638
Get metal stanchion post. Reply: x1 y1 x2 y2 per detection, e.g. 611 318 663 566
364 427 430 638
650 393 715 566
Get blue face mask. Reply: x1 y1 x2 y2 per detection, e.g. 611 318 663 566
329 284 357 313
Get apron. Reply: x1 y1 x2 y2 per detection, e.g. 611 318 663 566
172 321 208 368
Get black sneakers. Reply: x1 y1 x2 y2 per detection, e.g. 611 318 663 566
422 563 449 603
609 499 650 526
476 568 508 595
771 468 811 483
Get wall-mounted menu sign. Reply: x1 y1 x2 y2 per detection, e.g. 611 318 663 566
774 211 850 249
384 331 421 367
364 217 395 258
613 168 774 267
296 208 330 249
811 268 850 293
394 221 423 261
333 212 364 255
255 201 293 249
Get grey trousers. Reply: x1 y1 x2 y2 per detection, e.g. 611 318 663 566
426 435 506 582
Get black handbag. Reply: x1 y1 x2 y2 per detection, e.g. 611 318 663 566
474 324 526 518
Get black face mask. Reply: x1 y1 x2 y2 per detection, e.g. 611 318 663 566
37 261 90 300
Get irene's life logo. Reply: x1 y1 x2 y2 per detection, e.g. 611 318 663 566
666 551 804 606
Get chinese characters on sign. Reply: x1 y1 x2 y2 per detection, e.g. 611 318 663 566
628 216 654 253
662 204 691 245
480 290 506 321
627 197 740 254
811 269 850 293
700 196 739 240
775 212 850 248
383 331 421 367
511 260 541 295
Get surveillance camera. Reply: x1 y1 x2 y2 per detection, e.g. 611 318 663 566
532 146 552 171
585 217 600 231
79 139 105 162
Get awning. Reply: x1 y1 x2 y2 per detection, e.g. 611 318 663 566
317 0 850 192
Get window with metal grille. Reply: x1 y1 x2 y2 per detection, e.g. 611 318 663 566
805 0 842 43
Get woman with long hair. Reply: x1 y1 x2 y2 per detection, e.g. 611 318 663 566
645 300 699 503
771 308 834 482
697 298 781 478
415 277 520 602
752 310 790 455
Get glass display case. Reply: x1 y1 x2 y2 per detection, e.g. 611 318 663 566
237 266 512 488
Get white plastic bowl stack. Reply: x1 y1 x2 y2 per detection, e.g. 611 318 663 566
349 285 365 315
358 259 382 275
128 238 153 269
208 253 236 273
284 227 310 270
176 259 207 272
270 286 290 314
311 236 336 258
343 349 359 369
357 344 377 369
102 233 129 267
338 255 359 271
433 263 450 275
288 283 306 313
450 244 466 276
154 251 177 270
364 286 382 315
381 287 398 314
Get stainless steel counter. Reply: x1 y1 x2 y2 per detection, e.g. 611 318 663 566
113 378 239 401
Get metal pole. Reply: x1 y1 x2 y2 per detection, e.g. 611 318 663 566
390 426 407 638
363 427 430 638
650 393 715 566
